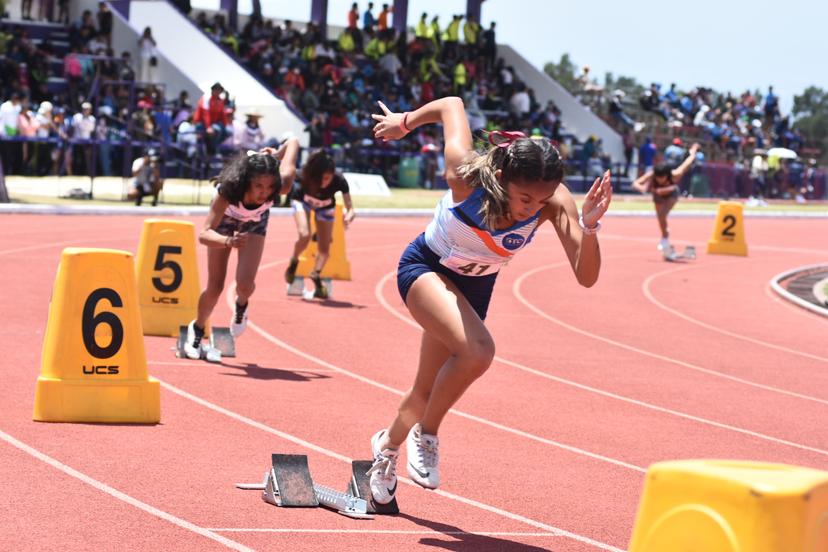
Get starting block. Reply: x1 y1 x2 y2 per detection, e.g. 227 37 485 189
349 460 400 515
175 325 235 362
237 454 383 519
210 327 236 357
286 277 333 300
663 245 696 262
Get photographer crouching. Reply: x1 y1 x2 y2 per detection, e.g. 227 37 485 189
129 148 164 206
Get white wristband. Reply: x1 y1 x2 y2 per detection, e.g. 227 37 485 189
579 215 601 235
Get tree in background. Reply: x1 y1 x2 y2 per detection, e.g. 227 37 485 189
792 86 828 163
543 53 579 95
604 72 644 101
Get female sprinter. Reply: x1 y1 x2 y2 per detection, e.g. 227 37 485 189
284 150 356 299
632 142 700 251
183 138 300 360
365 97 612 505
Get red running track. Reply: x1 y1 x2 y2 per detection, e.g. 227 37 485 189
0 214 826 551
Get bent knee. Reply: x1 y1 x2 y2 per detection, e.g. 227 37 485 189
460 337 496 377
204 281 226 298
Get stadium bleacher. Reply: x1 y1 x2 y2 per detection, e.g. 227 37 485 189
0 1 824 200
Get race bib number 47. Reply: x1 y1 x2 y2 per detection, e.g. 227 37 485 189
440 249 503 277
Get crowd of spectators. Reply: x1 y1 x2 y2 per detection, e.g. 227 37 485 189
610 83 806 161
1 4 165 178
190 3 572 185
580 70 808 159
572 65 823 199
1 1 590 192
0 2 260 184
2 2 824 201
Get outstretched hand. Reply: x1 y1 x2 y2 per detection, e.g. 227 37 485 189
582 170 612 228
259 137 296 160
344 210 356 229
371 101 408 142
688 142 701 157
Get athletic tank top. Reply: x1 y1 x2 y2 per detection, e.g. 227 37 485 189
217 185 272 222
424 188 540 277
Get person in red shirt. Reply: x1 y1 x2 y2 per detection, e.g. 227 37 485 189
347 3 364 50
347 3 358 28
193 82 230 153
284 67 306 92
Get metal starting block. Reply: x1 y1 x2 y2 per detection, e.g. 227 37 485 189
349 460 400 515
209 327 236 357
663 245 696 262
176 325 235 362
236 454 375 520
286 277 333 300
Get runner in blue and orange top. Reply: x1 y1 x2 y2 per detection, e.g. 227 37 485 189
365 96 612 505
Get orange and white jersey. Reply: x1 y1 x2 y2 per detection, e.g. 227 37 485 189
424 188 540 277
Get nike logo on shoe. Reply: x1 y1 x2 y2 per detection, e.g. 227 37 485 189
409 463 430 478
386 481 397 495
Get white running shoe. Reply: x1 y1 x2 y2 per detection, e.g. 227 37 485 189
202 344 222 363
366 430 399 505
406 423 440 489
658 237 671 251
230 303 248 338
184 320 204 360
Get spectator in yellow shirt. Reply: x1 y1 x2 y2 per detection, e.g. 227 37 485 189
463 17 480 49
415 12 428 39
444 14 462 58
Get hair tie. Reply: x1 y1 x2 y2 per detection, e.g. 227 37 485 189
488 130 527 148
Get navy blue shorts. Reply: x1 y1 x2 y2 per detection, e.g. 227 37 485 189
397 233 498 321
291 199 335 222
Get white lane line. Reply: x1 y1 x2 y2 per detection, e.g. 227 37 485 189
600 232 827 256
0 235 136 256
209 528 559 537
513 265 828 407
149 360 209 367
160 381 624 552
0 429 253 552
375 271 828 458
642 261 828 363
